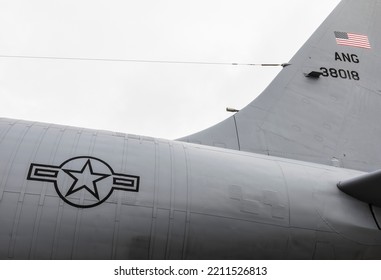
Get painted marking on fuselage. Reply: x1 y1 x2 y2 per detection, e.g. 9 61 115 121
320 67 360 80
335 52 360 63
27 156 140 208
319 52 361 81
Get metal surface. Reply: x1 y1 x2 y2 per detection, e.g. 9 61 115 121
1 0 381 259
180 0 381 172
338 170 381 207
0 118 380 259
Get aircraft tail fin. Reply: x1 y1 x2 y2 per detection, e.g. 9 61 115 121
179 0 381 172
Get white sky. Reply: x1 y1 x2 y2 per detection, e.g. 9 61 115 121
0 0 341 139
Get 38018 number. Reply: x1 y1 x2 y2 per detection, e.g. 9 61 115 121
320 67 360 80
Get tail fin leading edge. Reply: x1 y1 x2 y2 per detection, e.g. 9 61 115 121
180 0 381 172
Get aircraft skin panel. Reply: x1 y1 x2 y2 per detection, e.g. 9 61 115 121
179 0 381 172
0 118 381 259
2 0 381 260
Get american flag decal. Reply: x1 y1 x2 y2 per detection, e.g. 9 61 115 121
334 31 371 49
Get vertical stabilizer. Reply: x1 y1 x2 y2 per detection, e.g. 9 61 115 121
180 0 381 172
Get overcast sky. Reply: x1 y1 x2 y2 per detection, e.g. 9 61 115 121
0 0 341 139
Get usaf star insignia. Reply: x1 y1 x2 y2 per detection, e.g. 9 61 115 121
27 156 140 208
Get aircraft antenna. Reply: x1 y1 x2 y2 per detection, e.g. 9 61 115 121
0 54 290 67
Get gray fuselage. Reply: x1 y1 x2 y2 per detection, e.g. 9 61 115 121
0 119 380 259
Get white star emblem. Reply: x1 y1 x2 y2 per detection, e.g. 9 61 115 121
63 159 110 200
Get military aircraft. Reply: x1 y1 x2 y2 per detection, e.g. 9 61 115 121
1 0 381 259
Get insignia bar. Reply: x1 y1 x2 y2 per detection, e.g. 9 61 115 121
27 156 140 208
